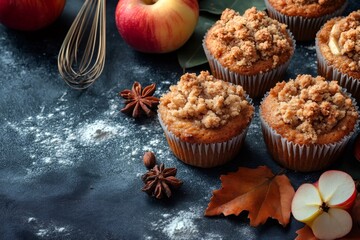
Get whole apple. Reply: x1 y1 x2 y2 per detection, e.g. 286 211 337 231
115 0 199 53
0 0 66 31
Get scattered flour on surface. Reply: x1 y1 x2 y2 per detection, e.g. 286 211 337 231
247 110 262 146
132 65 150 75
0 50 14 66
236 225 257 240
5 91 129 176
104 99 119 117
36 226 67 237
163 211 198 239
150 207 229 240
152 209 200 240
7 99 77 174
148 202 258 240
77 119 123 146
27 217 69 238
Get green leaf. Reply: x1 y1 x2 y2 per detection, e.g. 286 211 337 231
177 15 217 69
199 0 266 15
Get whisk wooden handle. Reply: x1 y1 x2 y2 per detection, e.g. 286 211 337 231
58 0 106 90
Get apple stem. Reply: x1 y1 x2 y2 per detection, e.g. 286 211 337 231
320 202 330 213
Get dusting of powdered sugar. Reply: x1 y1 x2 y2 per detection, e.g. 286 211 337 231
27 217 70 238
162 211 199 239
77 119 124 146
5 91 128 176
151 208 200 240
149 207 228 240
0 50 15 66
150 206 257 240
104 99 119 117
7 92 77 175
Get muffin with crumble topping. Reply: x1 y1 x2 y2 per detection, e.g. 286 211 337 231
260 74 358 172
265 0 347 41
158 71 254 168
203 7 295 98
316 10 360 102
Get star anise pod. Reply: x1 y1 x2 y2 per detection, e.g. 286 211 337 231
141 163 183 199
119 81 159 118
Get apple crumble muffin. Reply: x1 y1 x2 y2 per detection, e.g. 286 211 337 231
261 74 358 144
260 74 358 171
158 71 254 167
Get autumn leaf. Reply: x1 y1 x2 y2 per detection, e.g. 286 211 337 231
295 193 360 240
205 166 295 227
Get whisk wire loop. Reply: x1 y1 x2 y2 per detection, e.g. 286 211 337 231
58 0 106 90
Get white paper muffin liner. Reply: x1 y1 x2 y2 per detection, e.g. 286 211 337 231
264 0 347 41
259 92 359 172
202 31 295 99
158 98 254 168
316 37 360 101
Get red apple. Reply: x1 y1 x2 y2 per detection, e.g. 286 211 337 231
115 0 199 53
292 170 357 240
0 0 66 31
318 170 357 210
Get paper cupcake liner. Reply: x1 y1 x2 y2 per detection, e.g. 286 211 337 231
158 99 254 168
264 0 347 41
259 92 359 172
316 38 360 102
202 31 295 99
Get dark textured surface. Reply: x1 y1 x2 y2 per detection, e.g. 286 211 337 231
1 1 360 240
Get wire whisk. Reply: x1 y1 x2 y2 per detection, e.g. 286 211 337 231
58 0 106 90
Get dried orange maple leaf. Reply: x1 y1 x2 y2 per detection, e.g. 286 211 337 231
295 193 360 240
205 166 295 227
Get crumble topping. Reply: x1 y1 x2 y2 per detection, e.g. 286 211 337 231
267 0 346 18
292 0 333 6
329 10 360 71
207 7 292 68
160 71 252 129
274 75 357 143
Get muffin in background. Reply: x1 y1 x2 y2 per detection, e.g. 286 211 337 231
265 0 347 41
203 7 295 99
260 74 358 172
316 10 360 102
158 71 254 168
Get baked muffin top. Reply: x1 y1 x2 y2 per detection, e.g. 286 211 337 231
317 10 360 79
158 71 254 143
267 0 346 18
261 75 358 144
204 7 293 74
